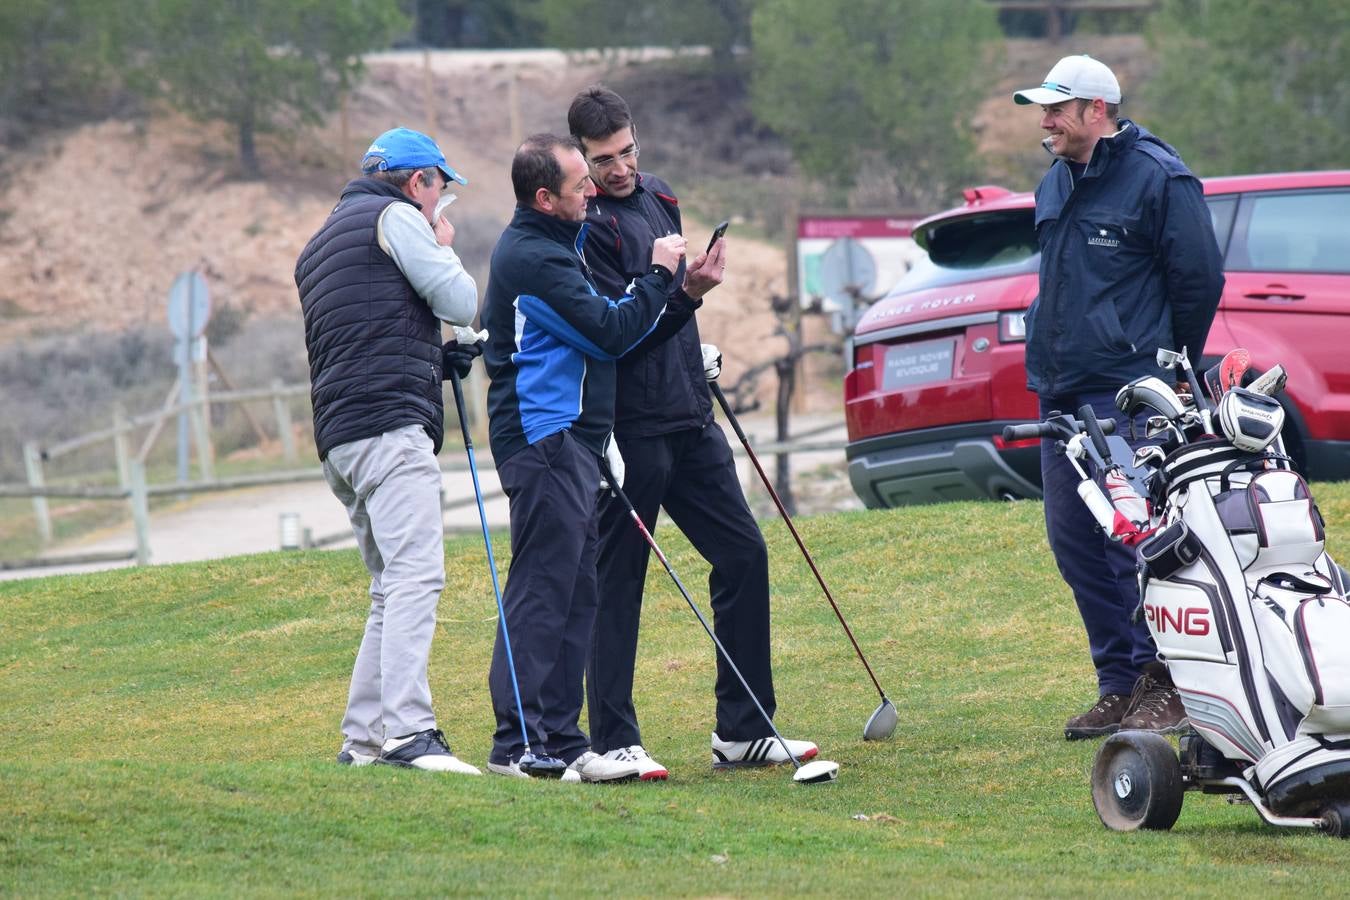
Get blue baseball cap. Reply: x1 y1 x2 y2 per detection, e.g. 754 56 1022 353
361 127 467 185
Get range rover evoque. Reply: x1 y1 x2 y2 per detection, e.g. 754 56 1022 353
844 171 1350 508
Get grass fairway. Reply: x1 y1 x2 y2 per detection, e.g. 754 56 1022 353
5 488 1350 896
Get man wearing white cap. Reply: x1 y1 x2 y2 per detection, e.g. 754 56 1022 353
295 127 483 773
1013 57 1225 740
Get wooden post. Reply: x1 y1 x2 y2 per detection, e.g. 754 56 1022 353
128 461 151 566
272 378 297 463
138 376 182 463
22 441 52 544
191 358 214 482
113 402 131 489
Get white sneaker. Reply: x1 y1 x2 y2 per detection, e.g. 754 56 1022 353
603 745 669 781
378 729 482 775
565 750 640 783
486 760 531 779
711 731 819 769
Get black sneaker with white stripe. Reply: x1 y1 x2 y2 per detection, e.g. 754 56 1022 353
711 731 819 769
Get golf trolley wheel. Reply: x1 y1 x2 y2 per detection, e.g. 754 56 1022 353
1319 802 1350 839
1091 732 1185 832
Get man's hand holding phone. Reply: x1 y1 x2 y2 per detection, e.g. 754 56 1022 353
683 221 728 299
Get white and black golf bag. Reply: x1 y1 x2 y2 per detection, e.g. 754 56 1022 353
1138 438 1350 815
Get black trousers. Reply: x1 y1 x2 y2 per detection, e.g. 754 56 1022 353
488 431 599 765
589 422 774 752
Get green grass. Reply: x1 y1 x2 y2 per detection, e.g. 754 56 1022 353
5 488 1350 896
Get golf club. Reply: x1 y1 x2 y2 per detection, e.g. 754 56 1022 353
709 382 896 741
1156 347 1215 432
1250 363 1288 397
599 458 839 785
448 337 565 779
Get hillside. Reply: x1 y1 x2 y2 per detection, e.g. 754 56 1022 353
0 36 1153 351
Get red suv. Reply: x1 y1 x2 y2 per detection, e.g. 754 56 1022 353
844 170 1350 507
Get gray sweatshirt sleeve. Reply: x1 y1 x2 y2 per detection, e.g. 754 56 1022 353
376 202 478 326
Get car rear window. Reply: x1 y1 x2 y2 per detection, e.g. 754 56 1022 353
890 209 1038 293
1227 189 1350 274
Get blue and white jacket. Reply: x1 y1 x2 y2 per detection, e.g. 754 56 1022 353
483 205 678 463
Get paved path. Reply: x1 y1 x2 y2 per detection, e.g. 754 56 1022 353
2 415 852 582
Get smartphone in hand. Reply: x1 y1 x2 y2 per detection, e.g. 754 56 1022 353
706 220 729 253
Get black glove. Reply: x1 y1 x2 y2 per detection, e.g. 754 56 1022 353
442 340 483 381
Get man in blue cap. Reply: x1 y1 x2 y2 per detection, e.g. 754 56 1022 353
295 127 483 773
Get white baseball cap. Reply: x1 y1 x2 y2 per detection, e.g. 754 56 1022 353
1014 54 1121 106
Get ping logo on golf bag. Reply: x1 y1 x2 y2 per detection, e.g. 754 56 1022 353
1143 603 1211 636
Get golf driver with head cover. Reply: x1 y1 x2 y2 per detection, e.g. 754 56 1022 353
599 457 839 784
447 328 565 779
709 382 896 741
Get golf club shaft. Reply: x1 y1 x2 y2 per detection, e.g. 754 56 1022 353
601 460 803 770
709 382 888 700
449 371 534 757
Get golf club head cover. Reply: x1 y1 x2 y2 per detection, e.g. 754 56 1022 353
1218 387 1284 452
442 339 483 381
701 343 722 382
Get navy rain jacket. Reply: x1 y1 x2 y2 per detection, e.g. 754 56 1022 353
584 174 709 439
482 206 676 463
1025 120 1224 398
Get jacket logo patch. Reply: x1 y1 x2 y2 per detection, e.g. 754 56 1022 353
1088 228 1120 249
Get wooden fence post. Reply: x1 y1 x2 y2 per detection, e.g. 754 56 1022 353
128 461 151 566
22 441 52 543
191 359 215 482
272 379 297 463
113 402 131 489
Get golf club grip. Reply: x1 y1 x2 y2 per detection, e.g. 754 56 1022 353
1079 404 1112 461
448 371 473 450
709 382 752 445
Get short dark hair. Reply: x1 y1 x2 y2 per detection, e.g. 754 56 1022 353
567 85 633 142
511 133 582 205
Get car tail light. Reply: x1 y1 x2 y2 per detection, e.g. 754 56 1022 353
999 311 1026 342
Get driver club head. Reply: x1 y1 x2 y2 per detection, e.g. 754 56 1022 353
863 698 898 741
519 751 568 779
793 759 840 784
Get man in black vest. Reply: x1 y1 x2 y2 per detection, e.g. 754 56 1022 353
295 127 482 774
568 87 819 779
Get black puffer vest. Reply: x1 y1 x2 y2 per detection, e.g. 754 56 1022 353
295 178 444 459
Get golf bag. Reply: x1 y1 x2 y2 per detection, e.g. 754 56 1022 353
1139 436 1350 815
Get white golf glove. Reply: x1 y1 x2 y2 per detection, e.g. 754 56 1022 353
701 343 722 382
601 435 625 491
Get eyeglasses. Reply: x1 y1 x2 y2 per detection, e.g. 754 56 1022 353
588 142 639 173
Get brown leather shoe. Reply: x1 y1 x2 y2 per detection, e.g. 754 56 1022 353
1120 663 1189 734
1064 693 1128 740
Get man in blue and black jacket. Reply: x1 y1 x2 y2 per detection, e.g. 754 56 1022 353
568 86 819 779
1014 55 1224 741
481 133 704 782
